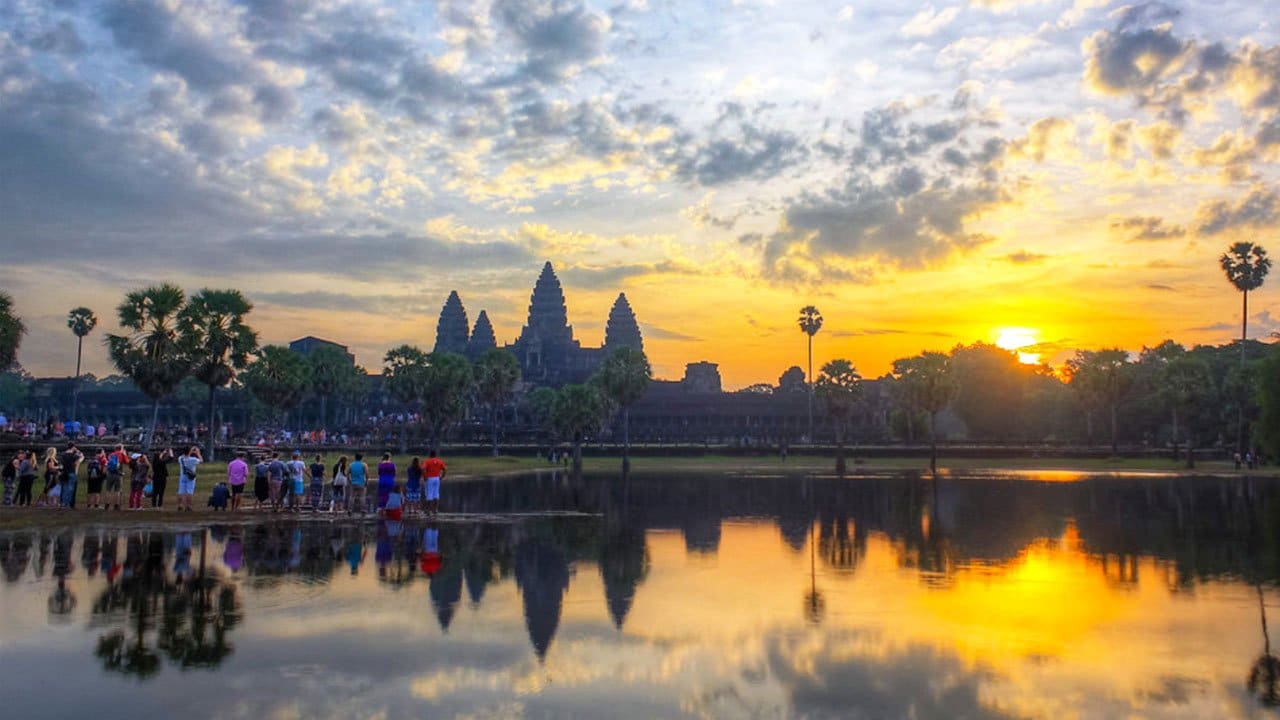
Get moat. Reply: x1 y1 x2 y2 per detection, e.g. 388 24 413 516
3 470 1280 718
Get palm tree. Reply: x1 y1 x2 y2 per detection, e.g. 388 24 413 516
106 284 192 452
892 352 956 472
307 345 352 431
178 290 257 461
421 352 473 453
797 306 823 443
1222 242 1272 453
241 346 310 427
67 307 98 422
473 349 521 457
554 383 607 473
816 359 863 474
382 345 431 452
597 347 652 471
0 291 27 370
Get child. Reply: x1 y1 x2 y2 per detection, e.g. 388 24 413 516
209 481 230 511
382 482 404 521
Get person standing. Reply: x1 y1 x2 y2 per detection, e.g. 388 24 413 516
376 453 396 511
330 456 348 513
59 443 84 509
348 453 368 514
85 449 105 509
423 450 446 517
105 444 129 510
176 446 202 512
227 452 248 511
2 453 16 506
287 452 307 513
128 453 150 510
253 455 270 510
39 448 61 507
15 450 36 506
150 448 173 509
267 452 286 512
405 457 423 516
308 454 326 511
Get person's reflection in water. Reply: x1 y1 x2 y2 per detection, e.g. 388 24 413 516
346 528 366 576
48 530 77 622
223 529 243 575
421 524 442 577
1250 585 1280 706
375 521 393 579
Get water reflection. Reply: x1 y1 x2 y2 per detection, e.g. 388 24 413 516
1 471 1280 717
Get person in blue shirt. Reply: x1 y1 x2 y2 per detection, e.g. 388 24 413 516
348 453 368 514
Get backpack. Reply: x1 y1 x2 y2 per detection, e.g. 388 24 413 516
107 454 120 473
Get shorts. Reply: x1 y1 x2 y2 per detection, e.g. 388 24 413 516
230 484 245 495
86 475 103 494
426 477 441 501
105 473 122 492
331 485 345 498
384 508 402 521
293 479 305 496
178 478 196 496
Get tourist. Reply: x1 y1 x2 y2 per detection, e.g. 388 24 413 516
208 481 230 511
405 457 423 516
176 446 202 512
287 452 307 513
253 455 270 510
15 450 36 506
423 449 446 516
376 452 396 510
331 455 348 513
39 447 60 507
267 452 286 511
150 448 173 508
2 453 16 506
308 454 325 511
106 444 129 510
348 453 368 514
58 443 84 508
227 452 248 511
128 453 150 510
84 450 105 509
382 482 404 521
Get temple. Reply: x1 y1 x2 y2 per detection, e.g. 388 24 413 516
434 261 643 386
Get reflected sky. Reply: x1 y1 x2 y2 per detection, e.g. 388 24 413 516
2 471 1280 719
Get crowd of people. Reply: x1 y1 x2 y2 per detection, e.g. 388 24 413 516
1 441 447 520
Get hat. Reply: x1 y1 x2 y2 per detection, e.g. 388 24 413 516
130 453 141 460
292 451 301 457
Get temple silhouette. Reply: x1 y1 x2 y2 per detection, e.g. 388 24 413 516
434 261 643 386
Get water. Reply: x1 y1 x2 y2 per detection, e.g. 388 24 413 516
3 470 1280 719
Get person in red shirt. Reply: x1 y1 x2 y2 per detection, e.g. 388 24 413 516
422 450 446 516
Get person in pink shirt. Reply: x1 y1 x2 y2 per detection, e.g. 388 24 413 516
227 451 249 511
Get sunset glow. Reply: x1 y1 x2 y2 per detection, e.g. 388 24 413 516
995 328 1043 365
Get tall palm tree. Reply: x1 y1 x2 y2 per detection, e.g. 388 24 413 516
0 291 27 370
473 348 522 457
892 352 956 473
815 359 863 475
598 347 652 471
67 307 98 422
241 346 310 427
797 306 823 443
178 290 258 461
106 284 192 452
1221 241 1271 453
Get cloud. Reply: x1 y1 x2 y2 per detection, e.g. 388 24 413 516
641 324 700 342
1110 215 1185 241
675 103 808 186
1003 250 1049 263
1147 283 1175 291
1194 185 1280 235
901 6 960 39
1009 117 1077 162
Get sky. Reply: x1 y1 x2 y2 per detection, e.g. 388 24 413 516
2 0 1279 389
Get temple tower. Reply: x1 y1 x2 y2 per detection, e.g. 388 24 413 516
434 291 470 355
467 310 497 360
517 262 575 350
604 293 644 355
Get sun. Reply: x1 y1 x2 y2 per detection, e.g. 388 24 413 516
994 327 1041 365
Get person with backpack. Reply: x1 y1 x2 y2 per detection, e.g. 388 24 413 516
85 449 105 509
330 456 348 513
176 446 202 512
105 444 129 510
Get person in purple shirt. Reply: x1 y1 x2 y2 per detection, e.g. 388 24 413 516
227 451 248 511
376 453 396 510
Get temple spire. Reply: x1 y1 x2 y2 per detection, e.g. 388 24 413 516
434 291 469 355
604 292 643 354
467 310 497 360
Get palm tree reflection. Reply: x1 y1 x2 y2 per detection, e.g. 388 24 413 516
1250 585 1280 706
